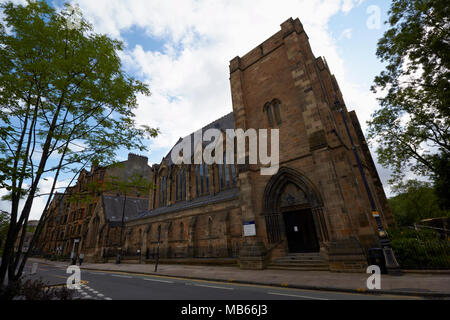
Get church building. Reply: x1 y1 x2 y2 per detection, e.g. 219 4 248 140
123 17 394 272
38 18 394 272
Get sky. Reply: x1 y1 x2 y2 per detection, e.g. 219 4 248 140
1 0 398 220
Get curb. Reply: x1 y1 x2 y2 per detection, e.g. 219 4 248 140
78 266 450 299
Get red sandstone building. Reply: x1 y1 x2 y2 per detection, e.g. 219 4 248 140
37 18 394 272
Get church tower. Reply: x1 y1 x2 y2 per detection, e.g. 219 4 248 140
230 18 394 271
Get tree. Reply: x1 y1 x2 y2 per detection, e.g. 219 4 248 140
0 210 10 254
368 0 450 206
0 1 158 286
388 180 449 227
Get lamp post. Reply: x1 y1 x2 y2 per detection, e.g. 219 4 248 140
334 97 401 275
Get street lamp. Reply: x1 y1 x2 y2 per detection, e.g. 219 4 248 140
334 96 401 275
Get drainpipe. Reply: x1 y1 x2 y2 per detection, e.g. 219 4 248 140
334 97 401 275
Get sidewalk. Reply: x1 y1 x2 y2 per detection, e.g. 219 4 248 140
29 258 450 298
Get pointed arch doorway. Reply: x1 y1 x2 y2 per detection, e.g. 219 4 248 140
263 167 328 254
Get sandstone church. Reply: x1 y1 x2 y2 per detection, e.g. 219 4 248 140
36 18 394 272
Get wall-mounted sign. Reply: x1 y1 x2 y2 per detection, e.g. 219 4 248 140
243 221 256 237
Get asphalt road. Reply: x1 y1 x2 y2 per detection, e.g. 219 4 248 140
17 261 421 301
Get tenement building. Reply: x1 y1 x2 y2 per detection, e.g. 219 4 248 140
36 153 151 260
37 18 394 272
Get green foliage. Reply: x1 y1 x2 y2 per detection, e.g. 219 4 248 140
432 153 450 210
391 238 450 269
388 180 449 227
389 229 450 269
389 228 449 269
368 0 450 200
0 0 158 198
0 0 158 284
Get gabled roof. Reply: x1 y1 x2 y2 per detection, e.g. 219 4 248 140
129 187 239 221
163 111 234 166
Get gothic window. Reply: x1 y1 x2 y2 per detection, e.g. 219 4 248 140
231 164 237 186
263 99 282 127
224 153 230 188
176 168 186 201
159 175 168 207
181 169 186 200
219 162 224 190
200 164 204 194
195 165 200 197
264 102 274 127
179 222 184 240
158 177 162 206
205 164 210 193
272 99 282 125
168 222 173 239
175 170 179 200
157 225 162 241
207 217 213 237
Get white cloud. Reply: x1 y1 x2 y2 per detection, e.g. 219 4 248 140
0 177 69 221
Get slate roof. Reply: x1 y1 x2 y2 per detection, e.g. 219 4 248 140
129 187 240 221
102 195 149 224
163 112 234 166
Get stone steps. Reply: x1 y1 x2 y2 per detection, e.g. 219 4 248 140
267 265 330 271
269 253 329 271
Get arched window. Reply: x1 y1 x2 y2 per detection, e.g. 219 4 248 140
219 162 224 190
263 99 282 127
175 170 179 200
157 225 161 237
231 164 237 186
199 164 204 194
195 165 200 197
179 222 184 240
181 169 186 200
224 153 230 188
207 217 213 237
264 102 274 127
272 99 282 125
167 222 173 240
205 164 209 193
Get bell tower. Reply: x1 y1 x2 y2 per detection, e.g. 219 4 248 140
230 18 394 271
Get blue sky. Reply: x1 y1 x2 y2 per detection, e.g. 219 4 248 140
2 0 398 219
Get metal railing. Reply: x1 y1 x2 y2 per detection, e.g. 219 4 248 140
391 239 450 270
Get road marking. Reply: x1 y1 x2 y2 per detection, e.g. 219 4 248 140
111 275 133 279
143 278 174 284
193 284 234 290
97 294 104 297
267 291 329 300
104 297 112 300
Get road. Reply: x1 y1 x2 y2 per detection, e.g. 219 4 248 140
18 261 420 300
